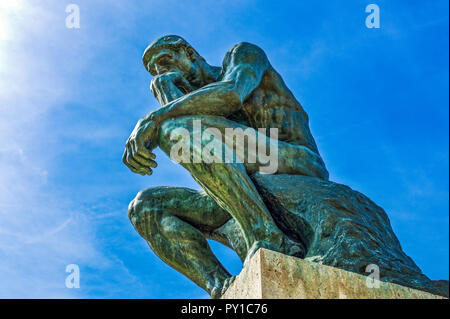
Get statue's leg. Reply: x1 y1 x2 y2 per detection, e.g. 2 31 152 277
128 186 244 298
157 115 318 260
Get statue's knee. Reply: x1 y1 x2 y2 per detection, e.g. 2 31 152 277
160 117 194 141
128 195 146 229
159 117 196 157
128 190 160 234
129 188 181 238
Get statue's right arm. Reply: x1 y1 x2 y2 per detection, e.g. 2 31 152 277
147 42 270 125
122 43 270 175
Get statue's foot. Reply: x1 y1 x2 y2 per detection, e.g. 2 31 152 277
210 276 236 299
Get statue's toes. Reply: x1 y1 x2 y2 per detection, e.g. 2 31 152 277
221 276 236 297
209 276 236 299
210 287 222 299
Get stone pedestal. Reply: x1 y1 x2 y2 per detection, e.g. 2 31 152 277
221 249 445 299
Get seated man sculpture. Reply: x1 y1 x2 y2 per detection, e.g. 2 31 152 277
124 35 450 299
123 35 329 298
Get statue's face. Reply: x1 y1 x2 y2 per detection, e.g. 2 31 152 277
148 47 204 89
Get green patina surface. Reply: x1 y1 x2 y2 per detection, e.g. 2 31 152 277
123 35 449 298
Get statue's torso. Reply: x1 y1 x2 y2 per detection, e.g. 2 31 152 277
227 65 320 154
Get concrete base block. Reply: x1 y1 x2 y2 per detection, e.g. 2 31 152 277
221 249 446 299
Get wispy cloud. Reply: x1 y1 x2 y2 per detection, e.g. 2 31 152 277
0 1 118 298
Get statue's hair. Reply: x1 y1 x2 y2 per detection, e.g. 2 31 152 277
142 35 203 75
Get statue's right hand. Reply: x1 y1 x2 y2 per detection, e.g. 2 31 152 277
151 72 193 105
122 119 158 176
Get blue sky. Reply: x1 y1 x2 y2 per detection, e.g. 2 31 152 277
0 0 448 298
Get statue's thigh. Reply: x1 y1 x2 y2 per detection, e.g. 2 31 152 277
158 115 327 178
158 115 267 172
158 115 248 147
132 186 231 232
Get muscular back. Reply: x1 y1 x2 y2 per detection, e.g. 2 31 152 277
221 43 320 155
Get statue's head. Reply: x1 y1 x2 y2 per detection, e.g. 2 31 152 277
142 35 209 88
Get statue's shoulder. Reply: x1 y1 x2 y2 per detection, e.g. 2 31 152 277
229 41 266 54
222 42 269 69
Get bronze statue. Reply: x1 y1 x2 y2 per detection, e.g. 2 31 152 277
123 35 448 298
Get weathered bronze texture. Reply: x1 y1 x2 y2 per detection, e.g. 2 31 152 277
123 35 448 298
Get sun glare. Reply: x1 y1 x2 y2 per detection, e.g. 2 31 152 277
0 0 24 11
0 0 25 41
